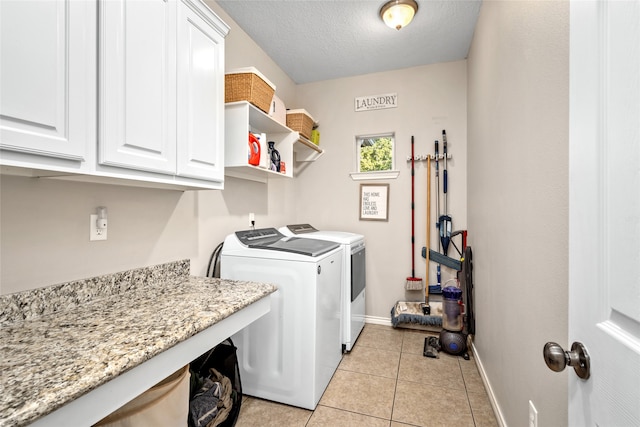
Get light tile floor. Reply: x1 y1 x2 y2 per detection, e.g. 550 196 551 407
236 324 499 427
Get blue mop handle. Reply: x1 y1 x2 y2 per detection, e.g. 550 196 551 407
443 170 447 194
443 131 448 194
434 140 439 174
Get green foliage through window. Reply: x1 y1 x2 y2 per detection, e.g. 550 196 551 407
359 136 393 172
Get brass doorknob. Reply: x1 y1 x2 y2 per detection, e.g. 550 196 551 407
543 341 590 380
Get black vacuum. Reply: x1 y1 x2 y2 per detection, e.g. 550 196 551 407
440 284 468 358
425 246 475 359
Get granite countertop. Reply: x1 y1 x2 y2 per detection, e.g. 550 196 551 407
0 261 277 427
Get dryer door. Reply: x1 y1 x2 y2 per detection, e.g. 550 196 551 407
350 245 366 302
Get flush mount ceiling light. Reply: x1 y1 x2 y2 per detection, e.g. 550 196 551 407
380 0 418 31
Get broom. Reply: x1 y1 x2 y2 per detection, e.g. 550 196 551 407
406 135 423 291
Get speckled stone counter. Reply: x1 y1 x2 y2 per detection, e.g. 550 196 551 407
0 260 277 427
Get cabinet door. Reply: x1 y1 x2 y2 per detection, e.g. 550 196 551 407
99 0 177 175
176 0 225 181
0 0 93 161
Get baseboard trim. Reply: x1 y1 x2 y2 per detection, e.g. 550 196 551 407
472 342 507 427
364 315 392 327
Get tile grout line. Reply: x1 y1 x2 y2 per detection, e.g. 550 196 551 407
459 356 479 427
389 331 405 425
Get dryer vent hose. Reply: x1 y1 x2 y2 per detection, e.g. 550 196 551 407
207 242 224 278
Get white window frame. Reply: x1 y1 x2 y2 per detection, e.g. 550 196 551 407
350 132 400 181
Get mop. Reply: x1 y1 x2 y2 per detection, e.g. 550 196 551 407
423 154 441 357
439 130 452 255
435 140 442 288
421 144 445 357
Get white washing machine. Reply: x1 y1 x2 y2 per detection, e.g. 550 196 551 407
220 228 343 410
280 224 366 353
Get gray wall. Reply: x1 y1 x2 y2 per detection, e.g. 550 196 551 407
294 61 468 321
466 1 569 425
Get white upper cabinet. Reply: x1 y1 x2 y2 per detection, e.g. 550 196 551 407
99 0 227 183
176 0 226 182
1 0 228 190
99 0 177 175
0 0 95 162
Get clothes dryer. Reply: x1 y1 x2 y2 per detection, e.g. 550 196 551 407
220 228 343 410
280 224 366 352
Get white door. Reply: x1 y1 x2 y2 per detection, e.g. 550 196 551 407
99 0 177 175
567 1 640 426
0 0 93 161
175 0 226 181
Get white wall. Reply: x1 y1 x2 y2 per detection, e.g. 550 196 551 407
204 0 296 106
294 61 467 319
467 1 569 426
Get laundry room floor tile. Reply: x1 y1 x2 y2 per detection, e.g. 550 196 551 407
392 380 475 426
319 369 396 419
468 390 500 427
236 396 311 426
460 356 487 394
338 344 400 378
401 330 439 355
307 405 390 427
354 324 404 352
398 351 466 390
236 324 499 426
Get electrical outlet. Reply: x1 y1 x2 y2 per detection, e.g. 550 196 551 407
529 400 538 427
90 214 107 241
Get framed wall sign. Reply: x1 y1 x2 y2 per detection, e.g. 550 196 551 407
354 93 398 112
359 184 389 221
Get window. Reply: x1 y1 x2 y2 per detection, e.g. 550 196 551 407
351 133 399 180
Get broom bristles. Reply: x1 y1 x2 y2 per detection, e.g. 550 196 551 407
406 277 424 290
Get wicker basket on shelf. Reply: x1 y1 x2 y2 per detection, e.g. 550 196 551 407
286 109 315 140
225 68 276 114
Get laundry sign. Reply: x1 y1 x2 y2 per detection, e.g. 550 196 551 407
355 93 398 112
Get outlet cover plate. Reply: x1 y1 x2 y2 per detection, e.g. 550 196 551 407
90 214 107 241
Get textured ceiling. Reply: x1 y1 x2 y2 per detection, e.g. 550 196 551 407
216 0 482 84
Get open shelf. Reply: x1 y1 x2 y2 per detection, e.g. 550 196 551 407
224 101 324 182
